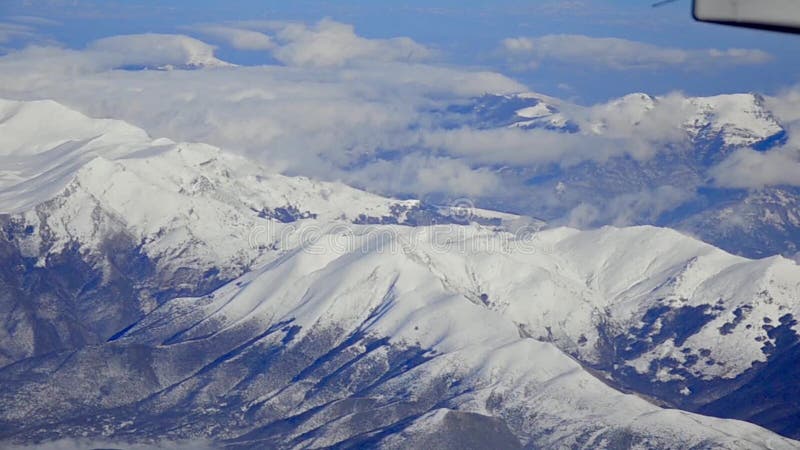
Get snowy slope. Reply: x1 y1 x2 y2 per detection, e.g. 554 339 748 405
3 223 798 449
87 224 796 449
1 98 515 282
0 98 159 212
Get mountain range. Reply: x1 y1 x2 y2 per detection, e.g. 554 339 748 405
446 91 799 260
1 98 800 449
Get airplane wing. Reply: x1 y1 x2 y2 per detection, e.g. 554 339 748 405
694 0 800 34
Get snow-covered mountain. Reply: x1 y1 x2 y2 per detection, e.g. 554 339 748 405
0 98 517 262
456 91 785 147
1 99 800 449
8 224 797 449
683 93 784 147
448 91 797 260
586 92 784 148
447 92 579 132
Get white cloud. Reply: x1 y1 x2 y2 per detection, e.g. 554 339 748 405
501 34 772 71
190 25 274 51
766 86 800 124
709 104 800 189
564 186 693 228
345 155 504 198
583 92 693 143
184 19 435 68
265 19 434 68
710 147 800 188
0 16 60 49
0 22 38 44
5 16 61 26
421 127 613 166
88 33 230 68
420 122 669 168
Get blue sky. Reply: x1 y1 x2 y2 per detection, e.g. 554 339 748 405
2 0 800 103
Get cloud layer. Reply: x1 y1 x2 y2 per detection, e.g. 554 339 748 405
267 19 434 68
711 147 800 188
0 19 796 231
502 34 772 71
0 16 58 48
0 21 523 198
88 33 229 68
190 25 275 51
197 19 435 68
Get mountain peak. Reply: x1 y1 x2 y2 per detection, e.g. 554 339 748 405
684 92 783 146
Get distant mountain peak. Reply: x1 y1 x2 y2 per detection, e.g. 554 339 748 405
684 92 784 146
